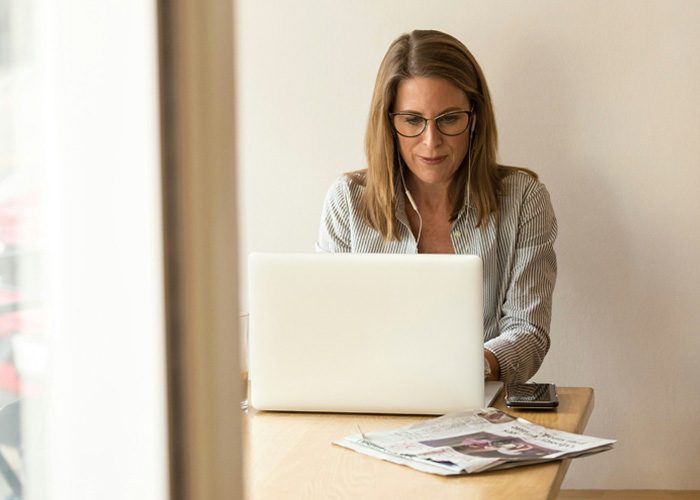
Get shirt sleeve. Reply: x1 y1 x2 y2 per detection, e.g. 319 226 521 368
485 182 558 383
316 176 353 253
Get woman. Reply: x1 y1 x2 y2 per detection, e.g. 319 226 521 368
316 30 557 383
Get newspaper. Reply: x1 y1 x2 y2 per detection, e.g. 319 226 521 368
334 408 615 475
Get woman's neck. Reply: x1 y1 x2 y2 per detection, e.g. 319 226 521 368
405 176 453 214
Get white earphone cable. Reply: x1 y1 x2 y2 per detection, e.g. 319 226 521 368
466 133 473 212
398 154 423 247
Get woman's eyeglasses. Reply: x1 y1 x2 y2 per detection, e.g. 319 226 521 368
389 110 473 137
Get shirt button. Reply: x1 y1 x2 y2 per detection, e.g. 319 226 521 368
453 230 461 238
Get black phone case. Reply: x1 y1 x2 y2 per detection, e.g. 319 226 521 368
504 383 559 409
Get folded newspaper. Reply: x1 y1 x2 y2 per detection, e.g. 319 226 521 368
334 408 615 475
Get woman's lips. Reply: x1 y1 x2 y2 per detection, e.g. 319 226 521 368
418 155 447 165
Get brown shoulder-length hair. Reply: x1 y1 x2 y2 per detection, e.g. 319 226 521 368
357 29 535 241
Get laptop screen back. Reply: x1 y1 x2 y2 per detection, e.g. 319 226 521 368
248 253 484 414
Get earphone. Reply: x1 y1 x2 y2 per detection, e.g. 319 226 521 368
398 153 423 245
466 114 476 211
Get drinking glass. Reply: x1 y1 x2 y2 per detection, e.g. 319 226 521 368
239 313 249 411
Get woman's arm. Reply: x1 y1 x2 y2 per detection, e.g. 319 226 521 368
316 177 353 253
485 182 558 383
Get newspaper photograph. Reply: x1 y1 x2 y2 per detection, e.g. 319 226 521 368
334 408 615 475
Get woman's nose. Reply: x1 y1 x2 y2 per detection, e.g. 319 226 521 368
422 120 443 148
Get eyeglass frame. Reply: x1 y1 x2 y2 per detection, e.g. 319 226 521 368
389 109 475 137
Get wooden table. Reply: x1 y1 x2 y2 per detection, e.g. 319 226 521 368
243 387 594 500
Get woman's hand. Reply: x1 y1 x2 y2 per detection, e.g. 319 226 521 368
484 349 500 381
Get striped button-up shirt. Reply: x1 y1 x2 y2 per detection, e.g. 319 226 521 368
316 170 558 383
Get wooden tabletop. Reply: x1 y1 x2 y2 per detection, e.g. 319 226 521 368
242 387 594 500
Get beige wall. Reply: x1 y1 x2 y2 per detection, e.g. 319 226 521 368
235 0 700 489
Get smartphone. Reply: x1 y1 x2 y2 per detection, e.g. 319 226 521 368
505 383 559 410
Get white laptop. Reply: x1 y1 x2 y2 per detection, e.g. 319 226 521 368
248 253 502 414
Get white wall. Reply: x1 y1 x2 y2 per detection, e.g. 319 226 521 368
235 0 700 489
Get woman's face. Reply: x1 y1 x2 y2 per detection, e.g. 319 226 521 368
393 77 471 190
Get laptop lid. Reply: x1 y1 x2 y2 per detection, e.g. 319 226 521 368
248 253 485 414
